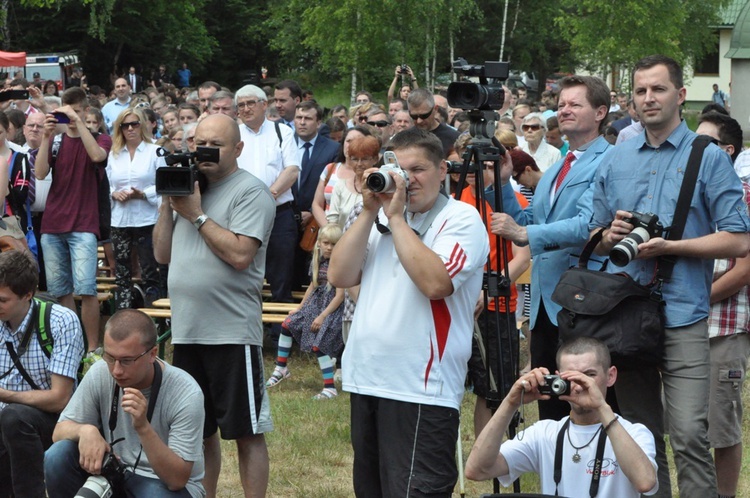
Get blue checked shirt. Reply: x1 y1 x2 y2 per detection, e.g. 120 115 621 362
0 301 84 410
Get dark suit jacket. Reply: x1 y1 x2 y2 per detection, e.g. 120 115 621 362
294 134 340 212
127 74 143 93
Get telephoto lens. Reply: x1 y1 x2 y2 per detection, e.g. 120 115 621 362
610 227 652 267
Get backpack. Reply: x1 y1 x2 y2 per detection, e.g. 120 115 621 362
15 296 88 386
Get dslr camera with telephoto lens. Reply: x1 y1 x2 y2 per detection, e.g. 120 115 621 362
609 211 664 267
538 374 571 397
74 451 127 498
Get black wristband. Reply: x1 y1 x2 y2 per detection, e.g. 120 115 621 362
603 415 619 432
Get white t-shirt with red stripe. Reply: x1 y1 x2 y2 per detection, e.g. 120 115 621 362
342 197 489 410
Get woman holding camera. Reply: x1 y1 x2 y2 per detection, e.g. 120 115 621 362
106 108 162 308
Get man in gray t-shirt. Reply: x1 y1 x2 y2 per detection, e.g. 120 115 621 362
153 114 276 497
45 309 205 497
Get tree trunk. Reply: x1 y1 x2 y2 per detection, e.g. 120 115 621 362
350 67 357 106
1 0 10 51
500 0 509 60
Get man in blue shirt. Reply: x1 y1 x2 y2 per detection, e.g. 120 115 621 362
590 54 750 498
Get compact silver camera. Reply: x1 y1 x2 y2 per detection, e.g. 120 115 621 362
365 151 409 194
538 374 571 397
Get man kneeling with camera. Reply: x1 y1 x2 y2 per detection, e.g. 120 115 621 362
44 309 206 498
465 337 658 497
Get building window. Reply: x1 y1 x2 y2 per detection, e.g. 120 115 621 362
694 31 720 75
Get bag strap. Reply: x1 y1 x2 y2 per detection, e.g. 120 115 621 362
577 227 608 270
323 162 335 186
657 134 712 282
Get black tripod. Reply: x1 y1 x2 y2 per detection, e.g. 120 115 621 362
453 111 521 494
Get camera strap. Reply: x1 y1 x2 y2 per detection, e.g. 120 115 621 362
109 361 163 470
657 134 712 283
553 418 609 497
2 300 42 390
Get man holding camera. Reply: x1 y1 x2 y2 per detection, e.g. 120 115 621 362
465 337 658 497
45 309 205 497
153 114 276 498
0 250 84 498
590 55 750 498
329 128 489 497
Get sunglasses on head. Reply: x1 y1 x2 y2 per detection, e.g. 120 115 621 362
521 124 542 132
409 108 433 121
120 121 141 130
367 120 389 128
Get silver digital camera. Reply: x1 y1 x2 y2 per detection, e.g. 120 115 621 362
365 151 409 194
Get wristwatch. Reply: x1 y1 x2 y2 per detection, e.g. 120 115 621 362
192 214 208 231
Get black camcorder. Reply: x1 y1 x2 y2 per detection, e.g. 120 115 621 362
155 146 219 196
447 58 509 111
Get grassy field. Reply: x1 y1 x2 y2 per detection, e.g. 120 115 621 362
210 341 750 497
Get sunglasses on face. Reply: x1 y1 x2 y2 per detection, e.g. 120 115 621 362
521 124 542 132
367 120 389 127
409 108 433 121
120 121 141 130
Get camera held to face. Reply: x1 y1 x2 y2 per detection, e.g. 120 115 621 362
74 451 128 498
155 146 219 196
610 211 664 267
365 151 409 194
538 374 571 397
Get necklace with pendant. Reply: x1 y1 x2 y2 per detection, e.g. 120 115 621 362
566 424 602 463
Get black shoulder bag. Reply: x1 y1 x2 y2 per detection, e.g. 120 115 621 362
551 135 712 368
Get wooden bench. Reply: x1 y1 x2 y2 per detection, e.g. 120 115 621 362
152 298 296 314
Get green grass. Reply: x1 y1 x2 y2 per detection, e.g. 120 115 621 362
211 340 750 497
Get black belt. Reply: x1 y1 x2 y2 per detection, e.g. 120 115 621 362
276 201 293 212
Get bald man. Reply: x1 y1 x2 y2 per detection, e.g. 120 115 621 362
153 114 276 498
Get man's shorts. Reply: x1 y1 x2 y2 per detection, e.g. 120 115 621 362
172 344 273 439
41 232 98 297
708 333 750 448
350 394 459 498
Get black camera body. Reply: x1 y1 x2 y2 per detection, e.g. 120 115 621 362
610 211 664 267
399 64 409 74
447 57 509 111
623 211 664 239
538 374 571 397
155 146 219 196
74 451 128 498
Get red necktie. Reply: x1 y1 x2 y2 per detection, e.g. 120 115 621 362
555 151 576 192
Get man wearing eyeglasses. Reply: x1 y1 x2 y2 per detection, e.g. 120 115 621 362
45 309 205 497
406 88 459 158
235 85 301 343
0 250 84 497
490 75 612 423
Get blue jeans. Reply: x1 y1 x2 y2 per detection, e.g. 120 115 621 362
41 231 98 297
45 439 192 498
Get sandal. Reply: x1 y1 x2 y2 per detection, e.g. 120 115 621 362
312 388 338 400
265 368 290 388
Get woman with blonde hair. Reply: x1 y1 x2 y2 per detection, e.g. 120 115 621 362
106 108 162 308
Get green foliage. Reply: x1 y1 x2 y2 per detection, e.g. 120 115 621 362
555 0 730 71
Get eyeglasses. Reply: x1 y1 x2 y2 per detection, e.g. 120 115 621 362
25 124 43 130
102 347 153 367
521 124 542 132
409 109 433 121
120 121 141 130
237 100 261 109
367 120 389 128
135 102 150 109
357 115 369 123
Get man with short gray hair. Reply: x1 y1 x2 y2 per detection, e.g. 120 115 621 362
208 90 236 119
235 85 300 325
406 88 458 158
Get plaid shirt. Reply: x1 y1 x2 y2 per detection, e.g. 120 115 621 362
0 301 84 410
708 181 750 339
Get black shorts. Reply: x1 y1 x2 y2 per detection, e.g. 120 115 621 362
350 394 459 498
172 344 272 439
467 309 519 400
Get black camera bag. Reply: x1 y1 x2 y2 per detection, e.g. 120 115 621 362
552 229 665 367
552 135 712 368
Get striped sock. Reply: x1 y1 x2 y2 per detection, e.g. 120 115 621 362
315 348 336 389
276 328 293 368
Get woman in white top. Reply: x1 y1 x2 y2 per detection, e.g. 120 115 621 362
106 108 162 309
326 135 380 229
311 126 373 227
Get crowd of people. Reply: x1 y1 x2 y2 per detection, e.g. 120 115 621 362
0 53 746 498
